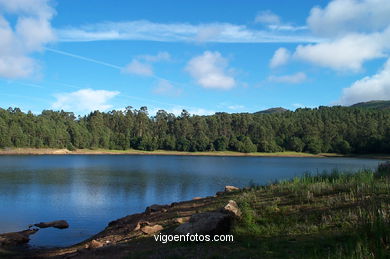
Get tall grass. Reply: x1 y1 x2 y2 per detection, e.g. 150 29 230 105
232 165 390 258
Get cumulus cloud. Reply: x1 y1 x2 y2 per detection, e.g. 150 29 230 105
270 47 291 68
291 0 390 72
308 0 390 37
153 79 182 97
122 60 153 76
294 32 388 72
52 88 120 112
339 58 390 105
0 0 55 78
186 51 236 90
268 72 307 84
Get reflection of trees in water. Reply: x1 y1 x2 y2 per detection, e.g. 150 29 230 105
0 169 73 198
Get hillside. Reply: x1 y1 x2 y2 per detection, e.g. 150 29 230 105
255 107 289 114
351 100 390 110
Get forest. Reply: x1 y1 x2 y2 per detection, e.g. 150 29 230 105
0 105 389 154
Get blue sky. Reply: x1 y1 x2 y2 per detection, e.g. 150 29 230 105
0 0 389 115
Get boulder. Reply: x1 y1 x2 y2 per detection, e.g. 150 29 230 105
34 220 69 229
0 229 39 246
84 239 104 249
174 212 231 235
221 200 242 218
140 225 163 235
224 185 240 192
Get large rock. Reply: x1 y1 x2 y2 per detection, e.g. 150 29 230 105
0 229 39 246
140 225 163 235
224 185 240 192
174 211 231 235
34 220 69 229
221 200 242 218
84 239 104 249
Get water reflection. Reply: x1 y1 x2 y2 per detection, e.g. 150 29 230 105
0 155 384 247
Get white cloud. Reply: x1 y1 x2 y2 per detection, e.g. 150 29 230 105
339 58 390 105
292 103 305 108
292 0 390 72
0 0 55 78
57 20 320 43
270 47 291 68
268 72 307 84
294 31 388 72
138 52 171 62
153 79 182 97
122 60 153 76
227 105 245 110
255 10 307 32
186 51 236 90
268 24 308 32
52 88 120 112
308 0 390 37
255 10 281 25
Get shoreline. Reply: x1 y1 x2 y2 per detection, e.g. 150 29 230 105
0 148 389 159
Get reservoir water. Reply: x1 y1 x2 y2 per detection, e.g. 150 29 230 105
0 155 384 247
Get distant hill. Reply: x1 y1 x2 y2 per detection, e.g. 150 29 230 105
255 107 289 114
351 100 390 110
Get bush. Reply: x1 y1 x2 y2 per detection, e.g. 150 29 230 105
376 161 390 177
66 142 76 151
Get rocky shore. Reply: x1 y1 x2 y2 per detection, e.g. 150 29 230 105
1 186 241 258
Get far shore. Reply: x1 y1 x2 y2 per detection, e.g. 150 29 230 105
0 148 389 159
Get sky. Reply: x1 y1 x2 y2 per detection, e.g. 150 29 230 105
0 0 390 116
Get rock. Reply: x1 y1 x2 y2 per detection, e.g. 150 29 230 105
140 225 163 235
192 197 203 200
170 202 179 207
84 239 104 249
224 185 240 192
215 191 224 196
174 217 190 224
145 204 169 214
174 212 231 235
221 200 242 218
133 221 151 231
0 229 39 246
34 220 69 229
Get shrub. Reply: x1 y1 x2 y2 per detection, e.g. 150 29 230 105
376 161 390 177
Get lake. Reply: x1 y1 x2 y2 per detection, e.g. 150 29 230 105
0 155 385 247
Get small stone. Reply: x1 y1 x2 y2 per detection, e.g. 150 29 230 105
215 191 224 196
192 197 203 200
224 185 240 192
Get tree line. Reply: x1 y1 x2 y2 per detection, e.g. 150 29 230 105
0 105 389 154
